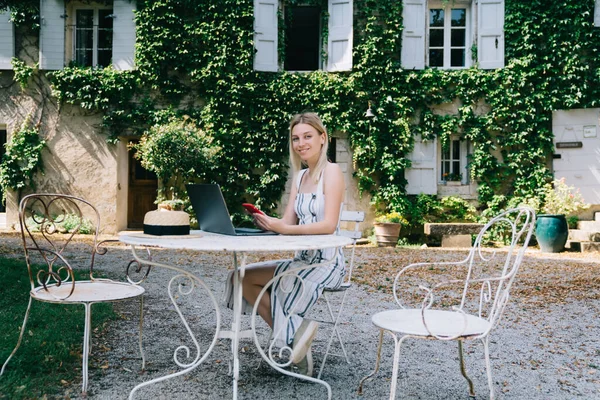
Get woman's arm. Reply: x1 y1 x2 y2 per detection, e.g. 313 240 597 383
253 163 344 235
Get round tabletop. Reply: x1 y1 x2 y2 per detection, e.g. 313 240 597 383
118 230 353 252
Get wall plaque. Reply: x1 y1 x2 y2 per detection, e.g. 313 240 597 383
583 125 597 138
556 141 583 149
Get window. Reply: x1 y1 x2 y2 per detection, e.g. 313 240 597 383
440 138 468 183
39 0 136 71
73 8 113 68
428 6 467 68
402 0 504 70
284 6 321 71
405 135 471 194
254 0 353 72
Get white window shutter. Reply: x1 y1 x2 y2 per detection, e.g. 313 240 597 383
39 0 65 70
405 135 437 195
595 0 600 27
327 0 353 72
112 0 136 70
401 0 426 70
253 0 278 72
0 9 14 70
478 0 504 69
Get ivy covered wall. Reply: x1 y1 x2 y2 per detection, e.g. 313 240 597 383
3 0 600 216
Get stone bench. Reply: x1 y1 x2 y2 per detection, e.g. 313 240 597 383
424 223 484 248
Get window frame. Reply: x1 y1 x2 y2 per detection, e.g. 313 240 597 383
71 4 114 68
427 0 472 69
283 4 323 72
438 136 470 185
253 0 353 72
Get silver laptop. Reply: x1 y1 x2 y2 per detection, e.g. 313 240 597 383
186 184 277 236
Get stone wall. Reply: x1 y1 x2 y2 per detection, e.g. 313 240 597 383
0 28 124 233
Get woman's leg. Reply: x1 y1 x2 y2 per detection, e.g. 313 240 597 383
241 263 277 327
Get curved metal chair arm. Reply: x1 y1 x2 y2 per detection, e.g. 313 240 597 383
94 239 152 284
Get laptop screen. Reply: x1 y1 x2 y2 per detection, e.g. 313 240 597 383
186 184 237 235
186 184 277 236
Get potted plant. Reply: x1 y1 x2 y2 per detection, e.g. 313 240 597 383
442 172 462 185
373 211 408 247
536 178 590 253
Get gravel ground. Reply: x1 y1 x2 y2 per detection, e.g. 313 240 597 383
1 235 599 400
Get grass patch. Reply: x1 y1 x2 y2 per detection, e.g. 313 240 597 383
0 257 117 399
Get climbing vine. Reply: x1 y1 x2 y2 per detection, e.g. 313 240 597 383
3 0 600 216
0 115 46 201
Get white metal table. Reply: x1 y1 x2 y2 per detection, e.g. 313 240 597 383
119 230 352 399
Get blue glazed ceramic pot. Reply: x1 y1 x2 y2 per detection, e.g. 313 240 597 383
535 214 568 253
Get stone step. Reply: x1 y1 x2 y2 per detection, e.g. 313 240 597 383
568 241 600 253
577 220 600 231
568 229 600 242
596 211 600 222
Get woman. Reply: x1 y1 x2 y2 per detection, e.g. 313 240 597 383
242 112 345 376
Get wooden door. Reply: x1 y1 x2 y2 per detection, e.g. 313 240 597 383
127 143 157 228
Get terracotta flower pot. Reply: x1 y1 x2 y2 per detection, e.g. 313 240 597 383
374 222 401 247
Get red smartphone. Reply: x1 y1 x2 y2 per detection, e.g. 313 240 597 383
242 203 265 215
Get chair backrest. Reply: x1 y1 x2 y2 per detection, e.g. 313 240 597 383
19 193 102 299
392 207 535 338
464 207 536 329
338 210 365 283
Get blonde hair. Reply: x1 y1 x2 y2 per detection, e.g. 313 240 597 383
288 112 329 183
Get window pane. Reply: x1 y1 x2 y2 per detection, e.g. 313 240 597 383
76 10 93 28
429 9 444 27
452 140 460 159
97 50 111 68
98 26 113 49
452 161 460 175
284 6 320 71
442 146 450 159
429 29 443 47
451 29 465 47
98 9 113 29
429 49 443 67
75 10 93 66
451 9 466 27
451 49 465 67
76 49 93 67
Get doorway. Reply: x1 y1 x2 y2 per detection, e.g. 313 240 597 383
127 142 157 228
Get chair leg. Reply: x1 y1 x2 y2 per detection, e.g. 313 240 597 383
388 334 408 400
458 340 475 397
317 292 350 380
82 303 92 395
1 297 34 375
482 337 495 400
138 295 146 370
357 329 384 395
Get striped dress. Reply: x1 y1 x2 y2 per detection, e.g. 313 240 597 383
270 168 345 346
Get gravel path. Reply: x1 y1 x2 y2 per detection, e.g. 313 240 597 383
1 235 599 400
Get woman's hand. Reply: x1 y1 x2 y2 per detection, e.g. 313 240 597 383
252 213 286 233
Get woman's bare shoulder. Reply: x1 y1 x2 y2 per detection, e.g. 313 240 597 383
324 162 342 175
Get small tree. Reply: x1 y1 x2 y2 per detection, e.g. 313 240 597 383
132 116 220 201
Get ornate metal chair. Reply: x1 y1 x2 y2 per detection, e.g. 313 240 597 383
358 207 535 400
315 209 364 379
0 194 147 395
